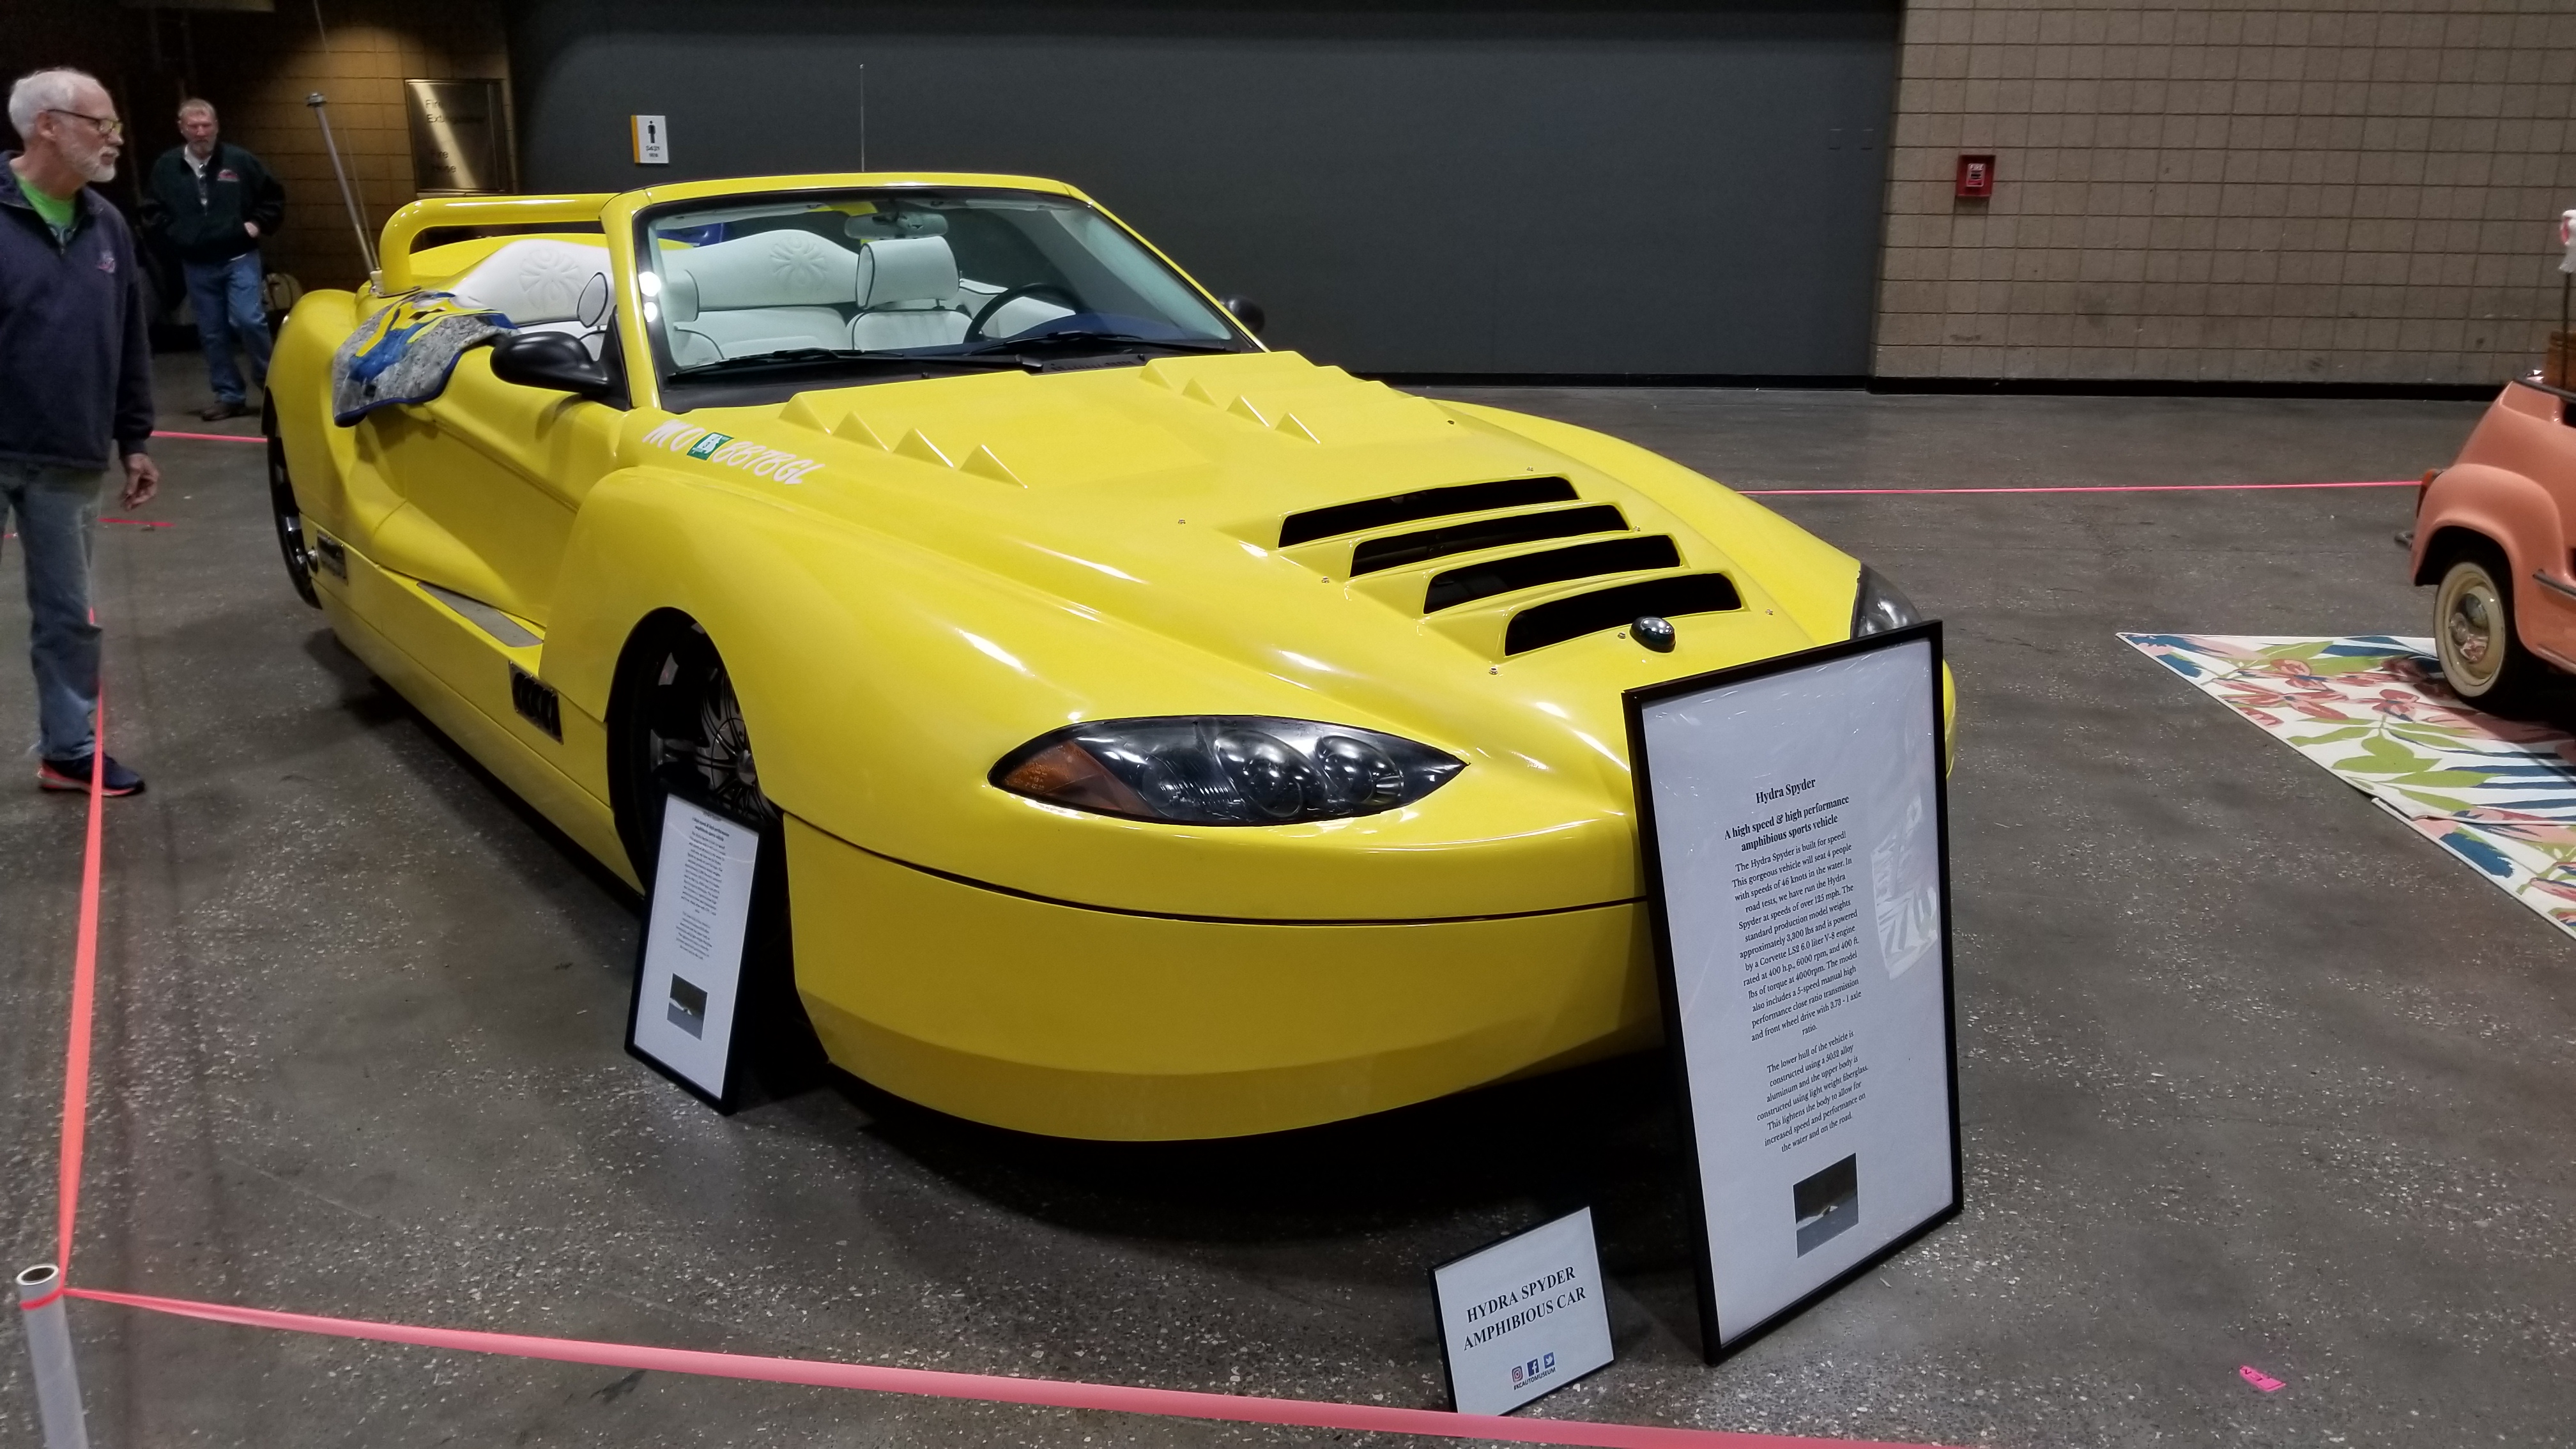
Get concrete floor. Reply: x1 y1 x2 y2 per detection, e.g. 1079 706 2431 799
2 358 2569 1447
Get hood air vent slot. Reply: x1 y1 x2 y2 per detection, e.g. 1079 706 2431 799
1425 535 1681 612
1505 574 1743 654
1350 505 1630 576
1280 477 1577 546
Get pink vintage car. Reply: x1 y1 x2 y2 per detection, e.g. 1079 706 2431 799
2410 374 2576 709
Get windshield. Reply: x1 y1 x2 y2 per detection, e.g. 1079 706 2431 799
638 188 1249 394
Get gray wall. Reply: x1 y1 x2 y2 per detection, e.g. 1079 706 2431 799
509 1 1899 376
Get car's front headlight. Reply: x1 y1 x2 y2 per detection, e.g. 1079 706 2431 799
1851 565 1926 637
993 717 1466 825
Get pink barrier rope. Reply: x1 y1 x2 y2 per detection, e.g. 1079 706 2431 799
149 429 263 444
66 1287 1952 1448
40 460 1973 1446
55 686 105 1280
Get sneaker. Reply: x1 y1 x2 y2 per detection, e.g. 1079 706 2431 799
37 755 144 797
197 400 248 421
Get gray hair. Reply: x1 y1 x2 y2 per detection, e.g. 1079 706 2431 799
8 69 98 143
177 97 216 123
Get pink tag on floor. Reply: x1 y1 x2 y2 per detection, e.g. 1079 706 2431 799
2238 1365 2285 1393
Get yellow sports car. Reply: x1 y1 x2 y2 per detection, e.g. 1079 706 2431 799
268 172 1936 1140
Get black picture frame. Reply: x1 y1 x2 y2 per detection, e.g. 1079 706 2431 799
1622 621 1961 1364
624 788 767 1114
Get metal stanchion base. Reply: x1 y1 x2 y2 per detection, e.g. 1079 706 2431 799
16 1266 90 1449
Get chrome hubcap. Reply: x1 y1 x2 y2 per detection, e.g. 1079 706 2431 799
2447 592 2494 665
2439 567 2505 687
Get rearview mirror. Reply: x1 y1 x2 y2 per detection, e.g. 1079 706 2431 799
489 330 615 399
1221 295 1266 337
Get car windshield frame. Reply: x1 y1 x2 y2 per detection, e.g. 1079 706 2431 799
631 185 1258 409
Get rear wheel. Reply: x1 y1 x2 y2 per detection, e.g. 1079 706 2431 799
2433 546 2550 711
613 618 825 1097
265 394 320 608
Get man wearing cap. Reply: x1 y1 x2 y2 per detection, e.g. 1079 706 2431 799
145 97 283 422
1 68 158 796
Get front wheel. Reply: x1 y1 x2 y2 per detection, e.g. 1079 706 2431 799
2433 549 2551 710
613 618 825 1099
264 395 320 608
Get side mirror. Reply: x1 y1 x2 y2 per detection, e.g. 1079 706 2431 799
489 329 615 398
1220 295 1266 337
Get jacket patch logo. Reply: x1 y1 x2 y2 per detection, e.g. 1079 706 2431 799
643 419 823 482
96 250 115 273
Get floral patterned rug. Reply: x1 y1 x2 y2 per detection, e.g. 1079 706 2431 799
2122 633 2576 940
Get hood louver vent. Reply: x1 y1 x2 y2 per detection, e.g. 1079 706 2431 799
1504 575 1744 655
1278 477 1577 547
1349 505 1630 576
1425 535 1681 613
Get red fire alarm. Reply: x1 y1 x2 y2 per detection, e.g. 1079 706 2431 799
1956 154 1996 200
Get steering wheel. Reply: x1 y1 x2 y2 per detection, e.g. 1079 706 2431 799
967 283 1082 341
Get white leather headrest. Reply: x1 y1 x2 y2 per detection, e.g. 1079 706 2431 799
663 268 700 323
449 239 610 325
667 229 862 310
855 236 959 308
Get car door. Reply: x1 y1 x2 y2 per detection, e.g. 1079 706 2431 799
366 351 620 631
353 341 628 851
2527 397 2576 664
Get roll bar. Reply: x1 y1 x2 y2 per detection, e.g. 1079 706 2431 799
376 194 616 295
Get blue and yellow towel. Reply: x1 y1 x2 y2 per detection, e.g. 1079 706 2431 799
329 291 512 426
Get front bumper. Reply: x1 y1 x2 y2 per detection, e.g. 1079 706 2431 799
783 817 1656 1140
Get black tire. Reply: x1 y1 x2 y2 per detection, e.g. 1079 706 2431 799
611 617 826 1097
265 394 321 608
2432 543 2552 712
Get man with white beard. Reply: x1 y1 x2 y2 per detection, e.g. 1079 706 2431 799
0 68 157 796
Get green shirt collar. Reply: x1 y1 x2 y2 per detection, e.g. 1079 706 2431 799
22 180 75 234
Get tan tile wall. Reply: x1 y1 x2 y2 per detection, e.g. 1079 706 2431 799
123 0 507 294
1878 0 2576 384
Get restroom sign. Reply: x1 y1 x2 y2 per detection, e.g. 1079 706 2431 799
632 114 670 165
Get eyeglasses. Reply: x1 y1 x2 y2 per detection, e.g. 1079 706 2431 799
45 109 125 140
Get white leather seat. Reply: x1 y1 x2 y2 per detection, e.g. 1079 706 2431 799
663 229 863 362
849 236 969 351
449 239 609 325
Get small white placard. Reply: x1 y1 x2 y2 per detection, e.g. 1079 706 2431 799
1430 1208 1614 1415
1630 627 1957 1356
632 114 670 165
631 795 757 1100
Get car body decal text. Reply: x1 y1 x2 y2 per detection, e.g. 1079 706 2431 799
642 419 824 482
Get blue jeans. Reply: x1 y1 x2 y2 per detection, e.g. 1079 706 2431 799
184 252 272 405
0 462 103 760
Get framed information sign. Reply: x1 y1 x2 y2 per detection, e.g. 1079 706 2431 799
1625 622 1959 1361
628 793 761 1110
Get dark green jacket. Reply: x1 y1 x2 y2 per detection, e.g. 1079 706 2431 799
142 141 285 264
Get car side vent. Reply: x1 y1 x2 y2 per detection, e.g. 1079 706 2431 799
1349 504 1629 576
510 664 564 740
1279 477 1578 547
1503 574 1744 655
1424 535 1681 613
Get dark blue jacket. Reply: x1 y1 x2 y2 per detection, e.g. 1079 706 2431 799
0 156 155 471
143 141 286 264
